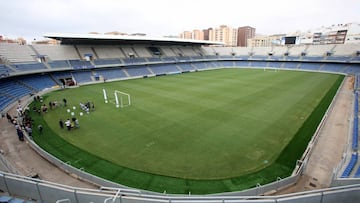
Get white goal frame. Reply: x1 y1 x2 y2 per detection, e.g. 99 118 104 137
114 90 131 108
103 89 131 108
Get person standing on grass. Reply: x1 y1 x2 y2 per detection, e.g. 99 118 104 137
38 124 43 134
65 119 71 131
75 118 80 128
59 119 64 129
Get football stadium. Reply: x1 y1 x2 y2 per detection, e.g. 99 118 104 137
1 33 360 202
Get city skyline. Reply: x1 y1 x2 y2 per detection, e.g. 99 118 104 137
1 0 359 42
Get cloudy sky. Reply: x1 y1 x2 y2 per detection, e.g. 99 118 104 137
1 0 359 41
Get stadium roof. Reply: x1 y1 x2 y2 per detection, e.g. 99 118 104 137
44 33 225 46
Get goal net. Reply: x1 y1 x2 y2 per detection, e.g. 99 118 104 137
103 89 131 108
114 90 131 108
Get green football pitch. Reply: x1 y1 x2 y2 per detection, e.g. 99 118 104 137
29 68 343 194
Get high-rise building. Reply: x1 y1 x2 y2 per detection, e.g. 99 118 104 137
309 23 360 44
237 26 256 47
203 28 211 40
179 25 257 46
193 30 204 40
247 34 285 47
209 25 238 46
179 31 193 39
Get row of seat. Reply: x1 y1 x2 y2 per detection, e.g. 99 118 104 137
0 195 35 203
1 53 359 75
353 91 359 151
341 153 358 178
341 85 360 178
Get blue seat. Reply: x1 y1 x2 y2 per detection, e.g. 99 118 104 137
0 196 12 203
341 153 358 178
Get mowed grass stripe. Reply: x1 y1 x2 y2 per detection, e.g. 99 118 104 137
30 68 343 194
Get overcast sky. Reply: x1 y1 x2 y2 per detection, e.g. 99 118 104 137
1 0 359 41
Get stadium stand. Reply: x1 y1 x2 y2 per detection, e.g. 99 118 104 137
332 44 359 56
191 55 205 60
47 60 71 69
0 43 37 63
217 61 234 67
302 56 325 61
72 71 93 83
271 46 288 57
13 62 47 72
147 57 162 62
252 46 272 56
0 64 13 76
161 56 177 62
344 64 360 74
177 56 192 62
0 79 32 101
325 56 351 61
321 63 347 72
299 62 323 71
69 60 94 69
232 47 252 57
149 64 180 74
93 45 126 58
282 62 300 69
267 61 283 68
133 46 152 58
170 46 184 57
51 71 73 82
201 46 216 56
93 58 122 66
234 61 250 67
0 195 36 203
125 66 152 77
76 45 97 59
121 46 138 58
123 57 147 64
341 152 358 178
284 55 300 61
193 62 216 69
179 46 199 56
32 44 80 60
210 47 232 56
306 44 335 57
147 46 162 56
287 45 307 57
160 47 177 57
251 61 267 67
177 63 196 71
251 55 269 60
95 68 128 80
353 92 359 151
17 74 58 91
0 95 14 112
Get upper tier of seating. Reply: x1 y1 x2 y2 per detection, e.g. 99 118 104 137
0 43 37 63
0 43 359 75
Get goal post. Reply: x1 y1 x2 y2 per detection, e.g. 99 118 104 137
103 89 108 103
114 90 131 108
103 89 131 108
